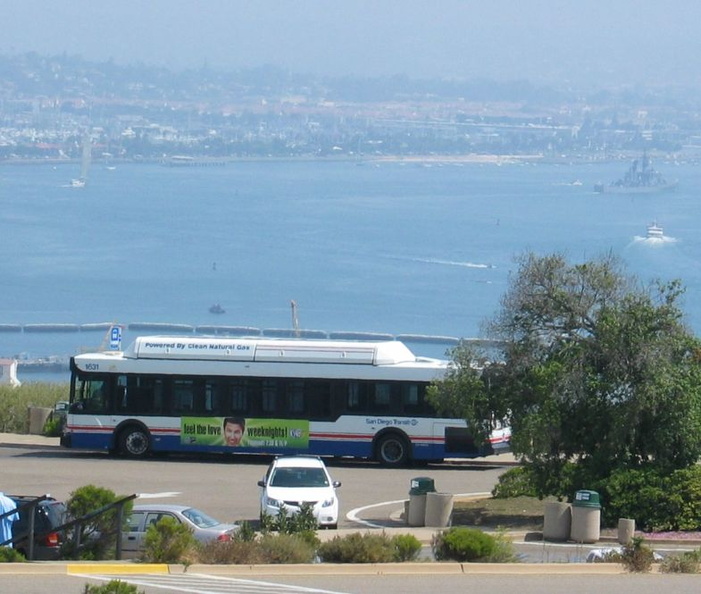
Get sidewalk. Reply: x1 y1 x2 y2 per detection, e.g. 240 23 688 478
0 433 59 447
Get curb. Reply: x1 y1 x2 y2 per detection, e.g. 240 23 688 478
0 562 633 576
67 563 169 575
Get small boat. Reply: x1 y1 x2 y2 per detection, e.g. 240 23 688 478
209 304 226 314
646 222 664 239
70 133 91 188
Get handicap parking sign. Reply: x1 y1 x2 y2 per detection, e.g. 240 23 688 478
109 325 122 350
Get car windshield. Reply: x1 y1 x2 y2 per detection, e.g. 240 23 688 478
181 508 220 528
270 467 330 488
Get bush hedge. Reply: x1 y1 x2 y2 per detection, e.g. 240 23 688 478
597 466 701 531
493 463 701 532
0 383 67 434
432 527 498 562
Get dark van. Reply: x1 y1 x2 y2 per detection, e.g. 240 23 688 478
9 496 67 560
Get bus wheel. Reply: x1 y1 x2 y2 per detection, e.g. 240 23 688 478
376 433 409 466
119 426 150 458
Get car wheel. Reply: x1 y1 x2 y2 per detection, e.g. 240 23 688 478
119 425 150 458
376 433 409 466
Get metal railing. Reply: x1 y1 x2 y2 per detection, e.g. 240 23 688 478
1 493 137 561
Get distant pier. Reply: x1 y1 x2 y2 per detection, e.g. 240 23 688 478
4 322 502 374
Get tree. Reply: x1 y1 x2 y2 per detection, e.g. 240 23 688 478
428 252 701 497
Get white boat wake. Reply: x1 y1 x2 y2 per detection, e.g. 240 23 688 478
632 235 677 244
409 256 496 269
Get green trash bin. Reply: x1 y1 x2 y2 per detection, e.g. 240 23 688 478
409 477 436 496
407 477 436 527
573 490 601 508
570 490 601 543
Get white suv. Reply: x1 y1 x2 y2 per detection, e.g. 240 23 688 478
258 456 341 529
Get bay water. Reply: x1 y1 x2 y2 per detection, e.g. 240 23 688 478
1 158 699 379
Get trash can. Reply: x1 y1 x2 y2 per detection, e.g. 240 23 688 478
424 492 454 527
543 501 572 542
28 406 52 435
570 490 601 543
407 477 436 527
618 518 635 545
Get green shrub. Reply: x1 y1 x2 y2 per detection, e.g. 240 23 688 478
232 520 256 542
197 532 315 565
598 466 701 531
258 533 317 564
0 383 67 433
141 516 198 563
258 504 320 549
63 485 133 560
43 415 63 437
260 503 318 534
619 537 655 573
0 546 26 562
596 468 667 530
660 549 701 574
317 532 395 563
431 527 497 562
391 533 422 562
483 528 518 563
82 580 145 594
492 467 539 499
663 467 701 531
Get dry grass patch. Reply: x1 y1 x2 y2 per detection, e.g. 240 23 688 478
451 496 559 531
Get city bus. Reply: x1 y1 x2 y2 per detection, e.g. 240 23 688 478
61 335 510 466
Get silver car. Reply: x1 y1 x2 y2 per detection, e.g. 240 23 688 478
122 504 238 554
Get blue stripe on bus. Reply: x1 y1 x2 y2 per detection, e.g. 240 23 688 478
66 431 461 459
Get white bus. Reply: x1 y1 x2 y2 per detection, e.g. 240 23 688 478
61 335 510 466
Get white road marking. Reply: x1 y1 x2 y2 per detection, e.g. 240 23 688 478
346 491 491 528
137 492 182 499
76 573 349 594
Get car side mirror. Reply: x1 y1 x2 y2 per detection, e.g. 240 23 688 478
257 480 266 488
333 481 341 488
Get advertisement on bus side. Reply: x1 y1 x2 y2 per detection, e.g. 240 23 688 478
180 416 309 449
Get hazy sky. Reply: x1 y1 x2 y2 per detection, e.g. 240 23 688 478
4 1 700 87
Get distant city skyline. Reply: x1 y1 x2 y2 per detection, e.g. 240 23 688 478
4 1 700 88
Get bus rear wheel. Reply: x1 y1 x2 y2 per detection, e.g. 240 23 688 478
119 426 150 458
376 433 409 466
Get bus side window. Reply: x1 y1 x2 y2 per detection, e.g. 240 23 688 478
401 383 421 414
345 381 368 413
308 380 333 421
286 380 305 415
228 380 248 415
261 379 277 415
173 379 195 413
204 381 220 414
370 383 391 413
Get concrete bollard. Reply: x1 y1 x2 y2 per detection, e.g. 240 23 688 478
407 493 427 527
543 501 572 541
424 492 454 527
618 518 635 545
28 406 52 435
